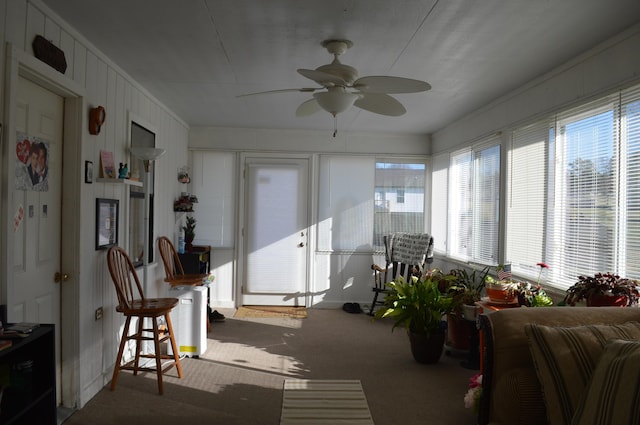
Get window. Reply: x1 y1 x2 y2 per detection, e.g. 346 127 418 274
506 84 640 288
374 161 426 249
317 156 427 252
448 142 500 264
128 119 156 266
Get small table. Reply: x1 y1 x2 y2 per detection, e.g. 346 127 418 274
178 245 211 274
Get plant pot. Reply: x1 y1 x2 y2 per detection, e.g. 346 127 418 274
447 314 471 350
486 283 517 304
185 237 194 252
462 304 480 321
586 294 628 307
409 330 446 364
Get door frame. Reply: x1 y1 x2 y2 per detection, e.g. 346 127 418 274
236 152 315 307
1 43 85 409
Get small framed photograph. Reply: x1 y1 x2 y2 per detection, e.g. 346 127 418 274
85 161 93 183
96 198 119 250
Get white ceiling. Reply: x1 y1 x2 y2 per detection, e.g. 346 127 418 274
42 0 640 136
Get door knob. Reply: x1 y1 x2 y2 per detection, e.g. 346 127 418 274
297 242 304 248
54 272 70 282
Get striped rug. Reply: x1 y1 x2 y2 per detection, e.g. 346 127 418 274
280 379 374 425
235 306 307 319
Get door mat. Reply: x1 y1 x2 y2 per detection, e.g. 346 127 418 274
234 306 307 319
281 379 374 425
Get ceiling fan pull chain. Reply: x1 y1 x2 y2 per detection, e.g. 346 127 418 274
333 115 338 137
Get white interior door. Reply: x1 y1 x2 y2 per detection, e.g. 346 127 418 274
10 75 63 402
242 157 309 306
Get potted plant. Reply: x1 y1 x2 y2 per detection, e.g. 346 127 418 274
183 216 196 252
374 272 455 363
563 272 640 307
448 266 490 318
445 267 489 350
484 265 520 304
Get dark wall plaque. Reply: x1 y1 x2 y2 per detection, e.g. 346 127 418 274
32 35 67 74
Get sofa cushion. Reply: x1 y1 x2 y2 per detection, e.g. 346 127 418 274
524 321 640 425
491 368 547 425
571 339 640 425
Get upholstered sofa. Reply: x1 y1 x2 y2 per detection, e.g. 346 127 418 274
478 306 640 425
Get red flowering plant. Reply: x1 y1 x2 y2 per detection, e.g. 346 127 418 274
464 373 482 414
516 262 553 307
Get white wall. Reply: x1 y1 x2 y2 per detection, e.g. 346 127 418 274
0 0 190 408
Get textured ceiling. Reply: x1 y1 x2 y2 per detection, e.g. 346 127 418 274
42 0 640 136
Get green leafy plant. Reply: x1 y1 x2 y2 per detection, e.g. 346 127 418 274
183 216 197 240
374 273 454 336
563 272 640 306
447 266 490 314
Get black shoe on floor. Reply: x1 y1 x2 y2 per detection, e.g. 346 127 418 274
342 302 362 314
210 310 226 322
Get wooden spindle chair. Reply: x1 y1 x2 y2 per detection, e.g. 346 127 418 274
107 245 183 395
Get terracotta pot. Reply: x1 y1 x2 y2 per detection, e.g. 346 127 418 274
447 314 471 350
586 294 628 307
409 330 446 364
486 283 517 304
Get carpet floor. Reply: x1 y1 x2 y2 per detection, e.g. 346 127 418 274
62 308 478 425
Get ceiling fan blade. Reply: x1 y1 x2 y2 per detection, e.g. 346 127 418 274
354 93 406 116
353 76 431 94
237 87 319 98
296 98 322 117
297 69 346 87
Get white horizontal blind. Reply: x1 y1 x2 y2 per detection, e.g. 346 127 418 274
448 142 500 263
431 153 449 253
317 155 374 251
474 144 500 264
620 85 640 277
550 97 617 287
191 151 236 248
448 149 473 260
506 121 550 279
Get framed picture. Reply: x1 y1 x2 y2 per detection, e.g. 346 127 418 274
95 198 119 250
85 161 93 183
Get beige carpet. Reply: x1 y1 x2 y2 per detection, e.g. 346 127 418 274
234 305 308 319
281 379 373 425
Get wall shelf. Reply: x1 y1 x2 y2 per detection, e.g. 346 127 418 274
96 178 143 187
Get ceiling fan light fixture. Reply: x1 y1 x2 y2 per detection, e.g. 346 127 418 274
313 90 359 116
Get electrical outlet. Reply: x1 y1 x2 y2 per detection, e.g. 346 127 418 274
95 307 103 321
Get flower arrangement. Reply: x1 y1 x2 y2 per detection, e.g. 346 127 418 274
485 263 553 306
464 373 482 414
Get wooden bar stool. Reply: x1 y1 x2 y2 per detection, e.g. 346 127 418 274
158 236 211 332
107 245 183 395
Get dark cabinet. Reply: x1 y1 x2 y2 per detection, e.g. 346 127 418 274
0 325 55 425
178 245 211 275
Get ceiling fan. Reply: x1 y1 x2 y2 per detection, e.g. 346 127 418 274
239 39 431 134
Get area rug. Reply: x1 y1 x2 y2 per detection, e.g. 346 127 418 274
280 379 374 425
234 306 308 319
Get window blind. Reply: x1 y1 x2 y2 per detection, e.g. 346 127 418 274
550 99 617 286
448 142 500 263
506 121 550 279
620 84 640 277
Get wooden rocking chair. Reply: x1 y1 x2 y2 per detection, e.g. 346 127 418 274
368 233 434 315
